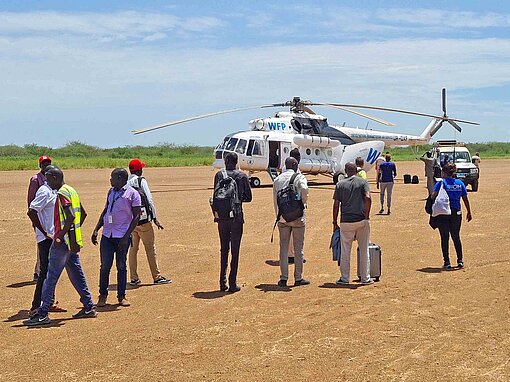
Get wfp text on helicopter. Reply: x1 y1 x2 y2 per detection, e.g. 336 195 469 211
133 89 479 187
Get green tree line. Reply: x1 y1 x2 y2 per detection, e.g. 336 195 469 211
0 141 508 170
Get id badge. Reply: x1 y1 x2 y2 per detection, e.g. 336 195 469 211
108 214 113 224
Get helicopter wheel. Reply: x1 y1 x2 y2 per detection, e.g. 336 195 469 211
250 177 261 188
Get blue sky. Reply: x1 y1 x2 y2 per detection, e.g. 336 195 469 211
1 0 509 147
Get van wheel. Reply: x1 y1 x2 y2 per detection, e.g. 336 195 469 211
333 171 343 185
250 177 261 188
471 178 479 192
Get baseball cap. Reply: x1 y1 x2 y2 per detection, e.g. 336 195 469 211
129 158 146 171
38 155 52 164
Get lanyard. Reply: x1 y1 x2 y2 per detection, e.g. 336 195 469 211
108 188 124 213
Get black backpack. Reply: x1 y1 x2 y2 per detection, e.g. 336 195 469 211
211 170 240 219
132 177 153 225
271 173 304 242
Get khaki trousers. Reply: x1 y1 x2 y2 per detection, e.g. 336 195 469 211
128 222 161 281
278 221 305 282
339 220 371 283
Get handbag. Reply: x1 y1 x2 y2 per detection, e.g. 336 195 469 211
432 180 451 217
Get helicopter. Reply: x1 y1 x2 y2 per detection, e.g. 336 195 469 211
133 89 478 187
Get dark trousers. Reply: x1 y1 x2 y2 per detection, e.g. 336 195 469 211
31 239 52 310
218 219 243 287
437 209 463 264
99 236 128 300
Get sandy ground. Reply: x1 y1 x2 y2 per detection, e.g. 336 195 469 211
1 160 509 381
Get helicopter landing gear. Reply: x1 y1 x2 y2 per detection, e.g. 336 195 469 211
250 177 261 188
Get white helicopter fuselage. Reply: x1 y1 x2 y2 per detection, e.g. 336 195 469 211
212 112 385 184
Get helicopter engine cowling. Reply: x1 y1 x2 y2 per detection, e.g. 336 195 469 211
293 134 340 148
299 159 332 174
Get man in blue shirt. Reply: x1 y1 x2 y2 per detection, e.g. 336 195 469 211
377 154 397 215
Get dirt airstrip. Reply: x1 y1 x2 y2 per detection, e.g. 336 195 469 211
1 160 509 381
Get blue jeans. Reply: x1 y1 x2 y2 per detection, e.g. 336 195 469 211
38 242 94 317
99 236 128 300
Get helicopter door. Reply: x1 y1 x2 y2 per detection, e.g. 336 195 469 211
246 139 268 171
269 141 279 169
279 142 292 170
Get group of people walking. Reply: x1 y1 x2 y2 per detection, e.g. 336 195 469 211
23 148 474 326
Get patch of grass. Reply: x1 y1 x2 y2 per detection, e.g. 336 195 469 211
0 141 508 171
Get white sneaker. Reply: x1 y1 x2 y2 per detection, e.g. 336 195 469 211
361 278 374 285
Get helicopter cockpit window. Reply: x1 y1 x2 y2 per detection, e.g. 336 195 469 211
235 139 247 154
225 138 238 152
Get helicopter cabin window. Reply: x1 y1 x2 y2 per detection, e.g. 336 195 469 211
283 147 289 154
235 139 247 154
252 140 263 156
306 148 311 155
327 150 333 156
225 138 238 152
315 149 320 156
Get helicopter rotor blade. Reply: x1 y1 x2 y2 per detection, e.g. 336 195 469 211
319 102 480 125
317 103 395 126
132 104 278 135
448 120 462 133
442 88 447 116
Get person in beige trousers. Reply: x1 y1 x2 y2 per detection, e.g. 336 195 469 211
127 159 172 285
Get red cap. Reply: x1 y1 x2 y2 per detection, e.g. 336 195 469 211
129 158 146 171
38 155 52 164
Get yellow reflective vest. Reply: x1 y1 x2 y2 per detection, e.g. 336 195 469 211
57 184 83 249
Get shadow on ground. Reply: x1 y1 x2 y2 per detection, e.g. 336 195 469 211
255 284 292 293
6 280 36 288
192 291 229 299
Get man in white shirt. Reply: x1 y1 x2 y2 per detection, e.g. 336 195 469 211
273 157 310 287
127 159 172 285
27 166 66 316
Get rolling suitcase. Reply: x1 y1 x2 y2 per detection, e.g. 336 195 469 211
357 243 382 282
403 174 412 184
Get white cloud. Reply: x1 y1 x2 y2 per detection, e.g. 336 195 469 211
377 9 510 29
0 11 223 41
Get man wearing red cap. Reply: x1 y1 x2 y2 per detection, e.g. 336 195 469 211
127 159 172 285
27 156 52 281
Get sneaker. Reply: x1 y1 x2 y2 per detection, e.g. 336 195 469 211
277 279 287 287
33 273 39 282
72 307 98 319
97 295 107 307
387 209 391 215
219 284 228 292
457 261 464 269
443 262 452 270
23 314 50 327
154 277 172 285
294 279 311 286
118 298 131 307
49 302 67 313
361 278 375 285
129 278 141 286
336 278 350 285
379 208 384 214
228 285 241 293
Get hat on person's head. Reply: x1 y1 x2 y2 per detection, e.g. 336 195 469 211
38 155 52 164
129 158 146 171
